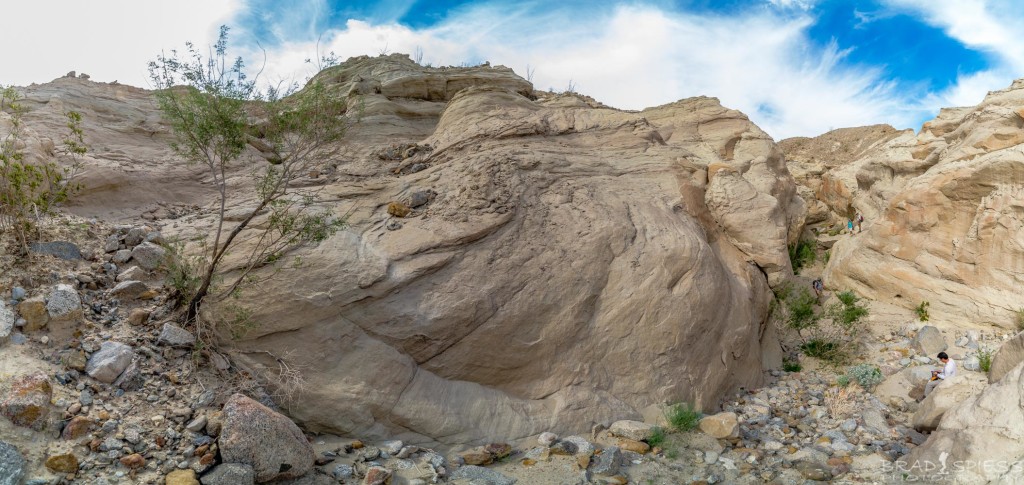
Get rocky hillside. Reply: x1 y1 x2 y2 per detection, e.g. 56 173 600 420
2 54 805 450
782 79 1024 326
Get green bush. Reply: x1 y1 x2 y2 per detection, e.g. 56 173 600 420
915 301 930 322
847 364 883 390
783 359 802 372
786 288 821 333
836 375 851 387
788 239 817 275
978 347 993 373
1016 308 1024 331
823 249 831 264
665 403 701 432
801 339 840 359
829 291 869 330
646 426 665 447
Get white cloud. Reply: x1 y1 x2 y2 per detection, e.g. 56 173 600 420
883 0 1024 108
241 4 927 139
0 0 240 87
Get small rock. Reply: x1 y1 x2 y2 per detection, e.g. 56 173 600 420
590 446 621 476
29 241 82 260
0 441 26 484
62 416 94 440
449 465 516 485
485 443 512 459
104 235 121 253
963 355 980 371
16 297 48 331
47 284 82 321
840 419 857 433
125 227 147 247
109 280 148 300
331 464 353 480
460 450 492 465
158 323 196 347
116 266 146 282
538 432 558 447
609 420 655 441
616 439 650 454
120 453 145 469
704 450 719 465
199 463 255 485
1 373 52 430
408 189 433 208
381 440 403 455
363 466 392 485
113 359 144 391
912 326 947 356
130 242 167 270
126 308 150 326
165 469 199 485
85 341 135 383
795 460 832 481
44 453 79 474
387 201 412 217
112 249 133 264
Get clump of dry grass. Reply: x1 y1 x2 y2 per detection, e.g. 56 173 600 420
824 385 860 418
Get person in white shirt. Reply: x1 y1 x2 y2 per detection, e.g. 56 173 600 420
925 352 957 397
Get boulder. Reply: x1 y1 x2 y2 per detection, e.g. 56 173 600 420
590 445 621 476
104 235 121 253
448 466 516 485
362 466 391 485
218 393 314 482
989 331 1024 383
200 463 255 485
0 440 25 485
109 280 148 300
166 469 199 485
46 284 82 322
911 373 987 432
16 296 48 331
44 453 78 473
1 372 52 430
911 326 947 356
0 301 13 344
608 420 655 441
158 322 196 347
130 242 167 270
85 341 135 383
699 412 739 439
29 241 82 260
900 361 1024 483
116 265 147 282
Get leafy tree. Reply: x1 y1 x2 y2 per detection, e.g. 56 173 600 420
0 86 85 253
149 26 349 321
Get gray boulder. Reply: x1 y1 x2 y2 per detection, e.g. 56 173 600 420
104 235 121 253
125 227 147 247
590 445 621 476
608 420 655 441
0 300 14 345
109 280 148 300
46 284 82 321
29 241 82 260
85 341 135 383
0 440 25 485
130 242 167 270
112 249 132 264
449 465 516 485
200 463 255 485
219 394 314 482
158 323 196 347
912 326 947 356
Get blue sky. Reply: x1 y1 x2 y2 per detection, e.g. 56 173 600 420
4 0 1024 138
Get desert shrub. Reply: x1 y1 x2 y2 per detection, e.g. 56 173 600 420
978 347 993 373
665 402 701 432
782 358 802 372
664 446 679 459
786 288 821 333
823 249 831 264
788 239 816 274
847 364 883 390
836 375 851 387
915 301 930 321
646 426 665 447
1016 308 1024 331
824 386 856 417
829 291 869 329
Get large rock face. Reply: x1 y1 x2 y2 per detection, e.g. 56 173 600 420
224 56 804 445
785 79 1024 326
9 54 804 446
901 362 1024 483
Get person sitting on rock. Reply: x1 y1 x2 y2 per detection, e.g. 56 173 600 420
924 352 957 397
811 278 824 301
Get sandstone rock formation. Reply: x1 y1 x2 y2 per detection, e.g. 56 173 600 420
8 54 805 446
901 361 1024 483
911 373 986 432
782 79 1024 326
989 330 1024 383
221 55 804 444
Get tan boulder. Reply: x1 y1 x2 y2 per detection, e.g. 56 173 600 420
1 372 53 430
699 412 739 439
17 296 49 331
911 373 987 432
989 331 1024 383
165 469 199 485
218 393 314 482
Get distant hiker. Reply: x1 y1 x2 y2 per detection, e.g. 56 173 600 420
856 212 864 233
812 278 824 300
924 352 957 397
847 219 854 233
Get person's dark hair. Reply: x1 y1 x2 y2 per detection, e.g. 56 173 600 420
937 352 949 360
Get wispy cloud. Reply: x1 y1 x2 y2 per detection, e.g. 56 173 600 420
238 3 932 139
